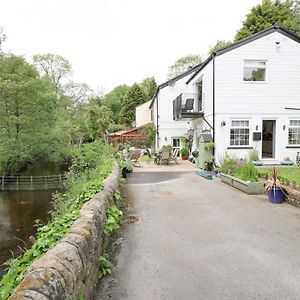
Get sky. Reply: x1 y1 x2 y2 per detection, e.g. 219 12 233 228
0 0 261 94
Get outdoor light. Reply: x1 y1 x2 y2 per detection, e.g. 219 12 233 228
164 136 168 141
221 121 226 127
283 125 286 131
256 125 259 130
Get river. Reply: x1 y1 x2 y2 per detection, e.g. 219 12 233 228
0 161 68 279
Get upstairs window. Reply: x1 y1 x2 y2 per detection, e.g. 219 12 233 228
243 60 266 82
230 120 250 146
288 120 300 145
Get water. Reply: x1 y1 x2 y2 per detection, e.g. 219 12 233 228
0 161 68 279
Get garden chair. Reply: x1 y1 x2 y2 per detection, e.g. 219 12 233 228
184 98 194 112
146 148 152 164
170 148 179 164
130 149 142 167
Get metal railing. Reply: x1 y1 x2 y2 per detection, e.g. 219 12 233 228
0 174 67 191
173 93 203 120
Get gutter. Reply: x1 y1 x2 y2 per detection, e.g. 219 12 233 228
156 94 159 148
212 54 215 156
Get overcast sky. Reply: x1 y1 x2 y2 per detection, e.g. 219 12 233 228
0 0 260 94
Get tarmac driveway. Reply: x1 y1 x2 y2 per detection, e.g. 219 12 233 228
95 171 300 300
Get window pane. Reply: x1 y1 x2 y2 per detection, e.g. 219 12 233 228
230 128 250 146
232 120 249 127
288 128 300 144
290 120 300 126
243 60 266 81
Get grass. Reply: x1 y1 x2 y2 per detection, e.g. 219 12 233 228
257 166 300 185
138 155 154 163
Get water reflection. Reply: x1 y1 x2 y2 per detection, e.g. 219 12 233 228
0 161 68 279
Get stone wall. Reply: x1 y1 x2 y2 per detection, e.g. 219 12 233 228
284 185 300 208
10 162 120 300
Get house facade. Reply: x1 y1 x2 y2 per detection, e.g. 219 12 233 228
153 25 300 164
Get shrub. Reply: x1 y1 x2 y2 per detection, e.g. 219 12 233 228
234 162 258 182
180 146 189 156
249 149 259 161
220 153 238 175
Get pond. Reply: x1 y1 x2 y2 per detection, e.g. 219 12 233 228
0 161 68 279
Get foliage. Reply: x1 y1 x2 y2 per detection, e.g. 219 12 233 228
145 123 156 148
103 205 123 235
0 54 57 173
98 256 113 278
167 54 202 79
108 123 128 133
139 77 157 101
209 40 232 54
249 149 259 161
102 84 130 124
219 153 238 175
0 26 6 50
204 141 215 150
180 146 189 156
235 0 300 41
265 166 284 192
234 162 259 182
119 83 147 126
0 141 114 298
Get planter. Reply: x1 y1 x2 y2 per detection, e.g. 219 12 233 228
205 161 213 171
280 160 294 166
121 167 127 178
252 160 263 166
220 173 264 195
268 187 285 204
182 155 189 160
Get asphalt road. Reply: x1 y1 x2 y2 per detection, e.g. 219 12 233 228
95 171 300 300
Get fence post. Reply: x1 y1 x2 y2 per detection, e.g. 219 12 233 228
31 176 33 190
45 176 48 189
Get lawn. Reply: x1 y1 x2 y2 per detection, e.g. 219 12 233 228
138 155 154 163
257 166 300 185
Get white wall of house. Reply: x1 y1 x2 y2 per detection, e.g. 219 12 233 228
135 100 152 127
153 74 194 149
190 31 300 164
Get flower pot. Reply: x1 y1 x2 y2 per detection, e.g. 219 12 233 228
268 187 285 204
182 155 188 160
121 167 127 179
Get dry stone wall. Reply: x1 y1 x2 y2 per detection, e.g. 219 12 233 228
9 162 120 300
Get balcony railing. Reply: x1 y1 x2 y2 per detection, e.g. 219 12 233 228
173 93 203 120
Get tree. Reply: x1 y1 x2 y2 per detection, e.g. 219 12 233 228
0 54 56 172
119 84 147 126
102 84 130 123
0 26 6 51
209 40 232 54
33 53 72 93
139 77 157 101
235 0 300 41
88 105 113 140
167 54 202 79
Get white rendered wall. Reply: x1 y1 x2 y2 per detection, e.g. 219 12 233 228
135 100 152 127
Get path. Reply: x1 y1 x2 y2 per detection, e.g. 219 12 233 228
95 164 300 299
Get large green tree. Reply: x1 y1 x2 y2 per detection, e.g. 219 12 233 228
167 54 202 79
139 77 157 101
235 0 300 41
209 40 232 54
102 84 129 124
0 54 56 172
120 83 147 126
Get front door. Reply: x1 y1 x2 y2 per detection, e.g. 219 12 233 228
262 120 276 158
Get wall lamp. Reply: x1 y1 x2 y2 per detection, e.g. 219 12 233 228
283 125 286 131
221 121 226 127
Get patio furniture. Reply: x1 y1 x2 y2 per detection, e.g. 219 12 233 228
131 149 142 167
146 148 152 164
170 148 179 164
154 150 162 165
161 148 170 165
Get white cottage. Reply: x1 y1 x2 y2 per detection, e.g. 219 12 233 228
153 25 300 164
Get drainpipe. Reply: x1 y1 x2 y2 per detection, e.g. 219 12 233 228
156 94 159 148
212 54 216 156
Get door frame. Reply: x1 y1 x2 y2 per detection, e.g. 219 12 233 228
262 120 276 159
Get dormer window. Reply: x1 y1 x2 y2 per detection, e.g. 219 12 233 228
243 60 266 81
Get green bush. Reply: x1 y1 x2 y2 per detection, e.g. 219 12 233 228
234 162 258 182
249 149 259 161
180 146 189 156
220 153 238 175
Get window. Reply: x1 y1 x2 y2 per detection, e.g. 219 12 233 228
288 120 300 145
197 80 203 111
230 120 250 146
172 137 180 149
243 60 266 81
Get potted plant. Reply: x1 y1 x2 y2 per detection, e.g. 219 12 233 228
204 141 214 151
204 156 214 171
265 167 286 204
180 147 189 160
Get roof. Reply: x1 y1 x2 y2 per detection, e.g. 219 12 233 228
149 62 203 108
186 24 300 84
107 122 153 137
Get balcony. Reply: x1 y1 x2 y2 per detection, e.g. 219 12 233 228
173 93 204 120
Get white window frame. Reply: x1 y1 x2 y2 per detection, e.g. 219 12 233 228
288 120 300 145
243 60 267 82
230 120 250 146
